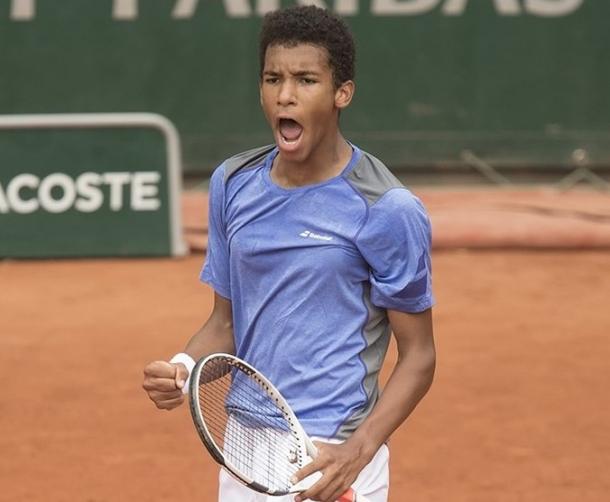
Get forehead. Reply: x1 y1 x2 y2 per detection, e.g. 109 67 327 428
263 43 331 73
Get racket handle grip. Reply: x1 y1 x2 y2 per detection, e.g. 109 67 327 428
338 488 372 502
337 488 356 502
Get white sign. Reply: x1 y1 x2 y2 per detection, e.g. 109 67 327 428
0 171 161 214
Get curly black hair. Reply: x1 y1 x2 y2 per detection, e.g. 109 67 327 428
259 5 355 88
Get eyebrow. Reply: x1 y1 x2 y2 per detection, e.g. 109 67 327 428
293 70 320 77
262 70 321 77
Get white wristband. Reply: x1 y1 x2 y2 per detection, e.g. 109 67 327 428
169 352 196 394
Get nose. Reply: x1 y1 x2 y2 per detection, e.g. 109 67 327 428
277 80 296 106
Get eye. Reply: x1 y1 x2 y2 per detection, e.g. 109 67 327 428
300 78 316 85
264 77 279 84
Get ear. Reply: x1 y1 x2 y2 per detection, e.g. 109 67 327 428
334 80 355 110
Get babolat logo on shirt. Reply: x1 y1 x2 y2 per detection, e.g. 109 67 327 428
299 230 333 241
0 171 161 214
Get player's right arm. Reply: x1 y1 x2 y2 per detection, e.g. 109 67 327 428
142 292 234 410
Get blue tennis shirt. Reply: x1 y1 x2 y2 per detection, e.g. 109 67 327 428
201 145 434 440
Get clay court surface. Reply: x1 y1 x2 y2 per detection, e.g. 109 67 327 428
1 248 609 501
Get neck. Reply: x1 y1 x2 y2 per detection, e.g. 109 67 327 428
272 133 353 188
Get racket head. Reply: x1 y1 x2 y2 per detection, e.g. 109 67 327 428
189 353 311 495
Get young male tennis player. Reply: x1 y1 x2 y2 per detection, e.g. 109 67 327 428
143 6 436 502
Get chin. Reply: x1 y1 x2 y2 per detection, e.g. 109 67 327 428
278 149 305 164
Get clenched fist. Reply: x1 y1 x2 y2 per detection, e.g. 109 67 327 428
142 360 190 410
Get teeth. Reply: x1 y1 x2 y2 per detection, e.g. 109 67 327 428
281 135 299 145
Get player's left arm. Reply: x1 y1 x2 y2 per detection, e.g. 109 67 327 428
294 307 435 502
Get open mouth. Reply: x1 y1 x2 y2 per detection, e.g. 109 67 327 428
278 118 303 145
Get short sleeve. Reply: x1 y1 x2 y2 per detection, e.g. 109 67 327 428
200 164 231 299
355 188 434 313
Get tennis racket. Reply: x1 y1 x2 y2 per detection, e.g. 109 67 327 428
188 353 371 502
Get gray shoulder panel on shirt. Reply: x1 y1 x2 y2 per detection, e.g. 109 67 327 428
347 150 404 205
223 144 275 182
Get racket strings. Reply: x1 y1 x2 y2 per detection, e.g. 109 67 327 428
200 383 296 485
196 359 302 493
202 378 297 481
199 369 298 490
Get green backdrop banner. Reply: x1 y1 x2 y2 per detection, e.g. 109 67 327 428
1 0 608 172
0 123 182 258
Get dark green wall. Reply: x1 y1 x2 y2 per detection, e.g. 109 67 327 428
1 0 608 173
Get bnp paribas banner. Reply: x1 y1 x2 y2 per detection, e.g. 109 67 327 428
1 0 608 173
